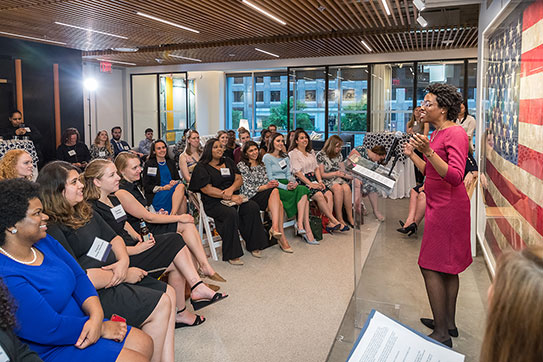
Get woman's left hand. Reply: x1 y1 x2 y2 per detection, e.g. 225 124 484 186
75 317 102 349
102 258 129 288
410 133 431 154
317 181 326 190
287 181 298 190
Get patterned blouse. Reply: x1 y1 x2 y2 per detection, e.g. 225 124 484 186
90 144 113 160
237 161 269 199
316 150 346 188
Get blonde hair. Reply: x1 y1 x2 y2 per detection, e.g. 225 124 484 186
321 135 343 159
93 130 113 155
480 246 543 362
0 150 32 180
114 152 140 179
82 159 112 201
37 161 92 229
183 129 202 156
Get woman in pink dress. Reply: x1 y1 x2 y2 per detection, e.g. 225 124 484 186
404 83 471 348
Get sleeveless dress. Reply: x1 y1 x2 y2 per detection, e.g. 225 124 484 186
151 162 182 213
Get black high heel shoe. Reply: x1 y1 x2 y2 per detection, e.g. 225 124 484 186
396 222 417 236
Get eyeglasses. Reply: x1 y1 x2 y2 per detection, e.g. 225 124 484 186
420 101 434 107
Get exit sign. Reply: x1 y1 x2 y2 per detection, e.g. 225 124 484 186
100 61 112 73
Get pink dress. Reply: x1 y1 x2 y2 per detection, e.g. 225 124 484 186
418 126 472 274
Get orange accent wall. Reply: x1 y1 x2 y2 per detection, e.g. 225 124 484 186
53 64 61 147
15 59 23 112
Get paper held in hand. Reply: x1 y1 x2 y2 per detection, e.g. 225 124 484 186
345 154 398 196
347 310 465 362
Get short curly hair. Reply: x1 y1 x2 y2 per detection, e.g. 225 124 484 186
0 149 32 180
425 83 463 121
0 179 40 246
0 278 16 330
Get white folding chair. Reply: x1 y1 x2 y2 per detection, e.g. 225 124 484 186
190 192 222 261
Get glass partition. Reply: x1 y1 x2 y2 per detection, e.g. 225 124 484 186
131 74 158 146
158 73 187 144
226 74 253 131
289 67 326 137
416 61 464 106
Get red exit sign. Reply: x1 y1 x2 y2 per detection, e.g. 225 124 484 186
100 61 112 73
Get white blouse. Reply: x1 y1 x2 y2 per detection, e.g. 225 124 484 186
288 148 318 175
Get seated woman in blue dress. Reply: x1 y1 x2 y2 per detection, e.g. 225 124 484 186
142 140 187 215
0 178 152 362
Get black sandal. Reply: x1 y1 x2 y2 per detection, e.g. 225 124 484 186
175 307 205 328
190 281 228 311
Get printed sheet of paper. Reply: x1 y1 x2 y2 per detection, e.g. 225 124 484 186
347 311 465 362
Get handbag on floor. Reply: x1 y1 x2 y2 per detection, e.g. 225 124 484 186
309 215 323 241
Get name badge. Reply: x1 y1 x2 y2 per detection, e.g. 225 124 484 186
99 151 106 157
68 150 76 157
110 204 127 222
24 127 31 132
87 237 112 262
220 167 231 177
278 159 287 169
123 145 130 150
147 167 157 176
0 345 9 362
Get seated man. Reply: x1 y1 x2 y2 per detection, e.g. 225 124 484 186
111 126 143 158
137 128 155 159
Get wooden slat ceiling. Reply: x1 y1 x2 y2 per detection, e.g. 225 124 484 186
0 0 480 66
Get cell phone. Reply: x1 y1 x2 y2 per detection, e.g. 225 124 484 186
111 314 126 323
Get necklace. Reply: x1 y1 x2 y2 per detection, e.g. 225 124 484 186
158 160 166 166
0 246 37 265
431 122 450 142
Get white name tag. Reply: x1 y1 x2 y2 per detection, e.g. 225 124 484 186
147 167 157 176
99 151 106 157
110 204 127 222
123 145 130 150
24 127 31 132
220 167 231 177
278 159 287 169
0 345 9 362
68 150 76 156
87 237 112 262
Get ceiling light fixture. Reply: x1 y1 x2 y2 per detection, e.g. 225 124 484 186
242 0 287 25
83 78 98 91
0 31 66 45
417 15 428 27
413 0 426 12
381 0 391 16
112 47 139 52
136 12 200 33
361 40 373 52
169 54 202 62
96 58 137 66
54 22 127 39
255 48 280 57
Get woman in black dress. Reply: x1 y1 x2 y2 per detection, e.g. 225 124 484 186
83 159 227 328
37 161 174 362
189 139 268 265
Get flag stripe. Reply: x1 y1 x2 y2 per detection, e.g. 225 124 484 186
522 0 543 31
483 188 526 249
521 18 543 54
484 221 504 257
519 71 543 100
518 122 543 154
517 144 543 180
519 98 543 125
520 43 543 77
486 159 543 237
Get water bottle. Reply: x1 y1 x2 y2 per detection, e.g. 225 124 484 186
140 219 151 241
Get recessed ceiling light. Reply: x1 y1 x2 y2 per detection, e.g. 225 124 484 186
229 53 236 57
0 31 66 45
381 0 391 16
417 15 428 27
255 48 279 57
96 58 136 66
361 40 373 52
413 0 426 12
54 22 127 39
136 12 200 33
169 54 202 62
242 0 286 25
112 47 139 52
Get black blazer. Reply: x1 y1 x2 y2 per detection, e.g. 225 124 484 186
142 157 180 205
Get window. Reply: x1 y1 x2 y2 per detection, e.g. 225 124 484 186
305 90 316 102
270 91 281 102
256 91 264 102
417 61 464 105
255 76 264 83
233 91 244 102
233 77 244 84
227 75 252 130
270 76 281 83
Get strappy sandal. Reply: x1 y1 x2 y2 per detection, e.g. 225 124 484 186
190 281 228 311
175 307 205 328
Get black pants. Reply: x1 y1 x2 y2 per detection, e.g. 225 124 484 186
205 200 268 261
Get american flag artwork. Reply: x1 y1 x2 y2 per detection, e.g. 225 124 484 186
483 0 543 257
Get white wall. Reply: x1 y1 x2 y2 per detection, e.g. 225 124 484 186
131 74 158 147
188 71 225 136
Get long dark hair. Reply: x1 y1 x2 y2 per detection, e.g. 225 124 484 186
61 127 80 145
199 138 222 165
288 129 312 152
148 140 170 161
267 132 287 158
259 129 271 151
240 141 263 167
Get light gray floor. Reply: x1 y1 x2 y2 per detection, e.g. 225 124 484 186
174 197 491 362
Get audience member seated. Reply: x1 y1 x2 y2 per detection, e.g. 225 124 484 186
233 128 251 163
172 129 190 164
188 138 268 265
83 159 227 328
0 178 152 362
90 130 114 161
37 162 175 362
238 141 292 253
263 133 316 244
456 103 476 148
285 130 296 151
0 149 34 180
137 128 155 158
217 130 233 160
406 107 428 185
480 246 543 362
267 124 277 133
349 145 387 221
56 128 91 169
178 129 202 184
115 152 224 283
288 130 344 233
226 130 238 156
316 135 354 229
142 140 187 215
259 129 271 157
110 126 143 158
0 110 43 167
0 276 42 361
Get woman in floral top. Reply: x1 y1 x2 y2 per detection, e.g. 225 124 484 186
90 130 114 161
238 141 293 252
316 135 354 228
